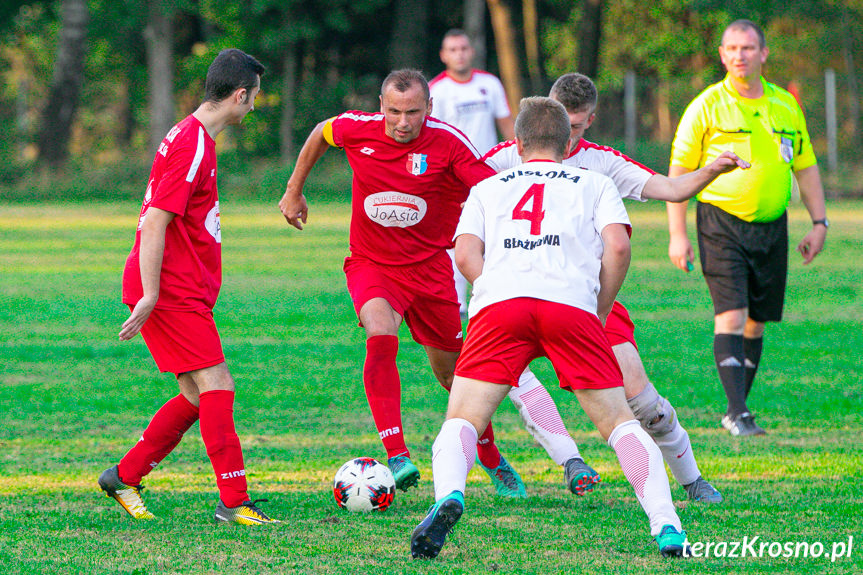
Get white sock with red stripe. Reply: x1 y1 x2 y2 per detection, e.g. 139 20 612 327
608 419 681 536
508 369 581 465
654 420 701 486
432 418 478 501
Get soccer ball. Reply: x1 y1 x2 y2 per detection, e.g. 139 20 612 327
333 457 396 512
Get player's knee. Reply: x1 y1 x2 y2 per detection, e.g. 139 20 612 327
626 381 677 438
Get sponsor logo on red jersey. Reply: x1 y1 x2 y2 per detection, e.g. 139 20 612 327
363 192 427 228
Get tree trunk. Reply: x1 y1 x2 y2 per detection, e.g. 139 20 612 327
578 0 602 79
522 0 542 95
842 28 860 148
388 0 429 70
486 0 522 113
280 47 298 164
464 0 487 70
37 0 88 167
145 2 174 155
656 80 671 143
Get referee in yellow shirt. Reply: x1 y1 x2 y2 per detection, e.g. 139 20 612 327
666 19 828 437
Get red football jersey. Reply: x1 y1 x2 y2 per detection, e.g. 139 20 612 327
122 114 222 312
330 111 495 265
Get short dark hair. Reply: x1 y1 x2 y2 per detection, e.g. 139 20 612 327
381 69 430 102
549 73 597 113
723 19 766 49
514 97 571 158
442 28 470 45
204 49 265 103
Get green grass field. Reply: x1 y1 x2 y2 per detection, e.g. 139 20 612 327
1 199 861 574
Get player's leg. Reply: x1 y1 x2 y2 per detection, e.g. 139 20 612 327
99 307 211 520
574 388 687 555
615 341 721 502
187 362 278 524
344 257 420 487
424 343 524 498
506 369 597 495
358 297 420 489
406 254 524 497
412 375 511 559
542 301 687 556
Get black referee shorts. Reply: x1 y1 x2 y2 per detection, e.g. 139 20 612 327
696 201 788 322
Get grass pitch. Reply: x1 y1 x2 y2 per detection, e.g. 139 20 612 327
0 199 861 574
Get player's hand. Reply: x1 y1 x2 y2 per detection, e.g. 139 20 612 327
119 295 157 341
796 225 827 264
708 151 751 175
279 191 308 230
668 234 695 272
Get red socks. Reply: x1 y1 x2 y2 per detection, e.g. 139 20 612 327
199 390 249 507
118 394 199 485
117 390 249 507
476 422 502 469
364 335 409 459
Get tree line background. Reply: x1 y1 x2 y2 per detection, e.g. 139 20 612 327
1 0 860 196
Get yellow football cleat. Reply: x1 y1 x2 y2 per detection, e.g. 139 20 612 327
98 465 156 520
215 499 280 525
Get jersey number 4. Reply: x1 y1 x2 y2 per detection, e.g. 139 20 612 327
512 183 545 235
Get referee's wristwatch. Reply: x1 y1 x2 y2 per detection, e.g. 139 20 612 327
812 218 829 228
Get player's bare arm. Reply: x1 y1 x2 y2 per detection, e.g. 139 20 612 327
642 151 750 202
666 165 696 272
119 207 175 341
453 233 485 284
279 120 330 230
597 223 631 324
496 115 515 141
794 164 828 264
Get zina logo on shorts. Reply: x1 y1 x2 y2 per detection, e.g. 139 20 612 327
364 192 427 228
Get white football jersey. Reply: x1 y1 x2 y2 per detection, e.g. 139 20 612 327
429 70 511 155
483 139 653 201
455 160 630 318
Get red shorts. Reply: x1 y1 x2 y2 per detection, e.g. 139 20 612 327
455 298 623 391
134 306 225 374
606 300 637 348
343 252 463 352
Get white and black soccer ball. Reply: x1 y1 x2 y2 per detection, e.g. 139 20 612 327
333 457 396 512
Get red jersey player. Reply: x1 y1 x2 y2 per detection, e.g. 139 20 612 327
99 49 278 525
279 69 525 496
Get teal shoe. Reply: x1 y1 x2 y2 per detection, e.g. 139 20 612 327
477 455 526 498
387 455 420 492
410 491 464 559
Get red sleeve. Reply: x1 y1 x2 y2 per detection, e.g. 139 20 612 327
330 110 369 149
150 127 204 217
452 141 496 188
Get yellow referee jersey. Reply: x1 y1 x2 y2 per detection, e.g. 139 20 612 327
670 75 817 222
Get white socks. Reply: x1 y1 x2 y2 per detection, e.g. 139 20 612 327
653 420 701 486
432 418 478 501
608 419 681 536
508 369 581 465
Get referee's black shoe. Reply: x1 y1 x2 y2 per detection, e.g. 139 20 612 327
721 412 766 436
